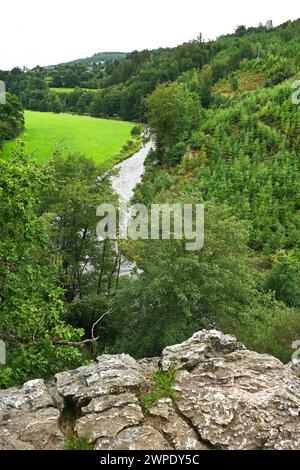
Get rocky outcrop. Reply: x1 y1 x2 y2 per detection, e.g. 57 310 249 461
0 379 63 450
1 330 300 450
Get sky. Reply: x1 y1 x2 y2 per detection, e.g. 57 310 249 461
0 0 299 70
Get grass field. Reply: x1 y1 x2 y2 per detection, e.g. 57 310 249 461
50 87 98 93
1 111 135 163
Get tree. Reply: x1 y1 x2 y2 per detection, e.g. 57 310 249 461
38 154 120 346
147 82 200 162
235 25 247 36
266 251 300 307
230 76 239 92
0 145 83 387
112 199 257 358
0 93 24 145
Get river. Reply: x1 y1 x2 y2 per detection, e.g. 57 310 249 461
110 139 154 202
109 138 154 276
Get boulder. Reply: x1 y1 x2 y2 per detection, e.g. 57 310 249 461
0 379 63 450
55 354 143 404
161 332 300 450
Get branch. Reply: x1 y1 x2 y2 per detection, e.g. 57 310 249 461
91 308 113 339
0 308 114 349
0 332 100 348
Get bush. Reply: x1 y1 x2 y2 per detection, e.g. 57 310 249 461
266 251 300 307
167 142 187 165
131 125 141 136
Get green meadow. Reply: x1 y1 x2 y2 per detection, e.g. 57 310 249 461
1 110 135 163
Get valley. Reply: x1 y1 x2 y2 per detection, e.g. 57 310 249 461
0 16 299 394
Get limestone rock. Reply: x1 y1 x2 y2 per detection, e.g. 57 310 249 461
163 333 300 450
149 398 208 450
1 330 300 450
81 392 139 415
286 359 300 379
76 403 144 441
138 357 160 375
55 354 144 404
0 379 63 450
161 329 245 371
95 425 172 450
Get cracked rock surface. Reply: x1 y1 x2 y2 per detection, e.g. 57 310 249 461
1 330 300 450
0 379 63 450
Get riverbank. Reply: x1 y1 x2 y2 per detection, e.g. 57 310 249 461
103 130 145 170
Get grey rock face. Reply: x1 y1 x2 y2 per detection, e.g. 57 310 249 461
1 330 300 450
75 400 144 441
287 359 300 379
55 354 144 404
95 425 172 450
161 329 245 371
163 340 300 450
0 379 63 450
148 398 208 450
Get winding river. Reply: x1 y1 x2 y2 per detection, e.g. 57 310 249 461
109 138 154 276
110 139 154 202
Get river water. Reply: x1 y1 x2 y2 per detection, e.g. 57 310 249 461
110 139 154 202
109 138 154 276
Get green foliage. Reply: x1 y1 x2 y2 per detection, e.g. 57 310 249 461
266 251 300 307
114 132 300 361
230 76 239 91
112 195 258 358
186 83 300 253
232 294 300 363
167 142 187 165
139 366 178 409
147 82 200 160
64 434 92 450
0 93 24 146
0 145 83 387
38 153 121 355
131 125 142 136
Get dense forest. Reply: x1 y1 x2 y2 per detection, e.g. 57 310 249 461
2 19 300 120
0 18 300 387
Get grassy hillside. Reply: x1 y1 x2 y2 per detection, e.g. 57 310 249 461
1 111 135 163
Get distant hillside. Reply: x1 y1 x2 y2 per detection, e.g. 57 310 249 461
64 51 128 65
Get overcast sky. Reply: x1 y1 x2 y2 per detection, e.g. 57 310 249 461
0 0 299 70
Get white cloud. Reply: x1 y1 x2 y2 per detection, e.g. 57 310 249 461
0 0 299 69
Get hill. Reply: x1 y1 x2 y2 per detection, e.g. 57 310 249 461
61 51 128 66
